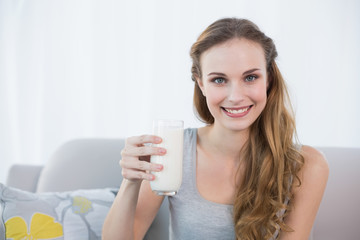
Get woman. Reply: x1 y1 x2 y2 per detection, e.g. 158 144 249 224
103 18 329 240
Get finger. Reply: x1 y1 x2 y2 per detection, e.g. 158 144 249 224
121 145 166 158
122 169 155 181
120 158 163 172
126 135 162 146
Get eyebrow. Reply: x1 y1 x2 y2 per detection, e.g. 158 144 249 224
243 68 260 75
207 68 260 77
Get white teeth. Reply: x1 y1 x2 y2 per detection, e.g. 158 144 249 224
225 107 249 114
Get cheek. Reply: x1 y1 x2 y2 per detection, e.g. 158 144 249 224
255 89 267 101
205 88 226 106
249 85 268 105
257 81 268 97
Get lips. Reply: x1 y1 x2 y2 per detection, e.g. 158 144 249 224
221 105 253 117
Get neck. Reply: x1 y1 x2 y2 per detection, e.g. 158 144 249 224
199 123 249 160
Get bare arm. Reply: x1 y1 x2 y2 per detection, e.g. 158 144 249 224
102 135 166 240
280 145 329 240
134 181 164 239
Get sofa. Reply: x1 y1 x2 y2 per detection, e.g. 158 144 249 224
3 138 360 239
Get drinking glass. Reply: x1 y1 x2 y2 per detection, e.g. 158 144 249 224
150 120 184 196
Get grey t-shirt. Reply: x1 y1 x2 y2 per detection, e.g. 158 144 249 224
168 128 236 240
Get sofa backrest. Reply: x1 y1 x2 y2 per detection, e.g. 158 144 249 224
6 164 43 192
312 147 360 240
36 138 124 192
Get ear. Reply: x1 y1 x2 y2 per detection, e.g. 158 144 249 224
196 77 206 97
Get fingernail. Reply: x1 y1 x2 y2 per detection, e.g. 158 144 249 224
155 137 162 143
158 148 166 154
156 165 163 170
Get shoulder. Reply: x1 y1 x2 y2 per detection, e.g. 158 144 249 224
300 145 329 179
293 145 329 194
185 127 197 134
184 128 197 141
281 146 329 238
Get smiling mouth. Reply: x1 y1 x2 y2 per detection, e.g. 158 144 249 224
222 105 253 114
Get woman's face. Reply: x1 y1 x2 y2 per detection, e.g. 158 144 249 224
198 38 268 133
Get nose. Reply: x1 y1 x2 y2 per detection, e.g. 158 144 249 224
228 82 245 103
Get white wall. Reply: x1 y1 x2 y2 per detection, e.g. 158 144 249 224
0 0 359 183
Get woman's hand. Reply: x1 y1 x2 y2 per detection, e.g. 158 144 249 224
120 135 166 183
103 135 166 240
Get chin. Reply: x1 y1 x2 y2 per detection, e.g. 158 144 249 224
219 121 253 133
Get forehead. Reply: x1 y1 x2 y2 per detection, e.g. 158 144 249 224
200 38 266 74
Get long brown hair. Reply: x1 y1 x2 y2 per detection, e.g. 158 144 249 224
190 18 304 239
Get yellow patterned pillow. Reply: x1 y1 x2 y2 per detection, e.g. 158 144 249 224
5 213 63 240
0 183 117 240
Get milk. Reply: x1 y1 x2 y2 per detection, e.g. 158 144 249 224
150 121 184 195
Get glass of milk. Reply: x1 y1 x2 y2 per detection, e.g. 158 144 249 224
150 120 184 196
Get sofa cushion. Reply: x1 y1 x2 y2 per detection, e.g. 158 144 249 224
0 183 117 240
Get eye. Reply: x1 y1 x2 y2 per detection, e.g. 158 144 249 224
245 75 257 82
212 77 226 84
